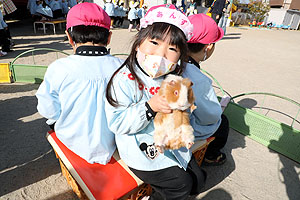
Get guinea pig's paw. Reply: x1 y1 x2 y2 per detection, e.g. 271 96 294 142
186 141 194 149
190 104 197 112
156 145 165 153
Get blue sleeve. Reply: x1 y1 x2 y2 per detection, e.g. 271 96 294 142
36 62 67 122
105 73 150 135
183 65 222 137
191 81 222 125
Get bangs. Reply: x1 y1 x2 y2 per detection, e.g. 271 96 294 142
139 22 187 48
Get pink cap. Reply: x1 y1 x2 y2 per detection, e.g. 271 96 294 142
140 4 193 40
66 2 111 30
188 14 224 44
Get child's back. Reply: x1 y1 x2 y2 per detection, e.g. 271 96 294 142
37 53 123 164
36 3 123 164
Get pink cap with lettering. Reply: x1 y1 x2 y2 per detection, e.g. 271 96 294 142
66 2 111 30
188 14 224 44
140 4 193 40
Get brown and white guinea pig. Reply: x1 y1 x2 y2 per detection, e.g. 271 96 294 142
153 74 196 153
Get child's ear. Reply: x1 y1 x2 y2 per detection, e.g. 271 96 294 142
65 30 75 48
107 31 112 46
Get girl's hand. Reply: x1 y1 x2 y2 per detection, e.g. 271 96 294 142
147 94 172 113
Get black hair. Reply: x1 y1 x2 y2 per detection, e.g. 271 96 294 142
106 22 188 107
67 25 110 45
187 43 206 53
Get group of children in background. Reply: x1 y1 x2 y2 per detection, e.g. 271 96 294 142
104 0 147 31
36 2 229 199
27 0 77 21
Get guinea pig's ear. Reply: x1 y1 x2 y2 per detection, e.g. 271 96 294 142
183 78 193 88
168 80 176 86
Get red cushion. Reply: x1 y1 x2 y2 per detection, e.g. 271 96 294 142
48 131 138 199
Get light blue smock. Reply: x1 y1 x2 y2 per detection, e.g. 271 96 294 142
137 8 146 19
105 65 192 171
128 7 138 20
61 1 69 14
48 0 62 11
119 6 127 17
114 5 121 17
36 52 124 164
27 0 38 15
0 10 7 29
35 4 53 18
104 2 115 17
182 62 222 140
68 0 77 8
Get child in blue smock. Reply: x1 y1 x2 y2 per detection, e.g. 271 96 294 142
186 13 229 165
116 1 127 27
105 4 206 199
48 0 63 19
61 0 69 16
36 3 124 165
68 0 77 8
104 0 115 28
136 4 147 31
127 1 138 32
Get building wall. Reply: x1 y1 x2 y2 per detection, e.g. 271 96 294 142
267 8 287 24
290 0 300 10
269 0 284 6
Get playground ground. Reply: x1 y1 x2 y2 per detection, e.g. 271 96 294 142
0 19 300 200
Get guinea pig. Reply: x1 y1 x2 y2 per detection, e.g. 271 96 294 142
153 74 196 152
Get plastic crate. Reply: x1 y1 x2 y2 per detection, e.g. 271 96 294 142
11 64 47 83
0 63 11 83
10 48 70 83
224 100 300 163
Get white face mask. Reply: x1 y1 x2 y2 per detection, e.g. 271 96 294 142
136 48 177 78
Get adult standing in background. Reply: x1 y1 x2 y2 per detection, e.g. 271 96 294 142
218 0 230 35
209 0 225 24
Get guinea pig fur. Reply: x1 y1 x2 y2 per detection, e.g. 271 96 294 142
154 74 195 152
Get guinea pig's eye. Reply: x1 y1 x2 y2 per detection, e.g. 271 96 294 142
174 90 178 96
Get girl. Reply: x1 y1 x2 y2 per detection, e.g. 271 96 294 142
105 4 206 200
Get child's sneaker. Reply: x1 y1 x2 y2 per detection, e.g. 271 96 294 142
0 51 7 57
141 196 150 200
203 152 227 166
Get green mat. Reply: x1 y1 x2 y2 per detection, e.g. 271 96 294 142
223 94 300 164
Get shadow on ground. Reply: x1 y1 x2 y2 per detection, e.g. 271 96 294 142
0 91 60 196
0 83 39 94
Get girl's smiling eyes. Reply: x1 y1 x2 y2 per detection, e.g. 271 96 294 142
150 40 158 45
149 39 179 52
169 47 178 52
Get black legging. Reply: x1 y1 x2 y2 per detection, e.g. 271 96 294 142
130 155 206 200
205 114 229 159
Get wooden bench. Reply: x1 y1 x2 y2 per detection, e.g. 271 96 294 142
47 130 214 200
34 19 66 34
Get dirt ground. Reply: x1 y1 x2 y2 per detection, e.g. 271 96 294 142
0 19 300 200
